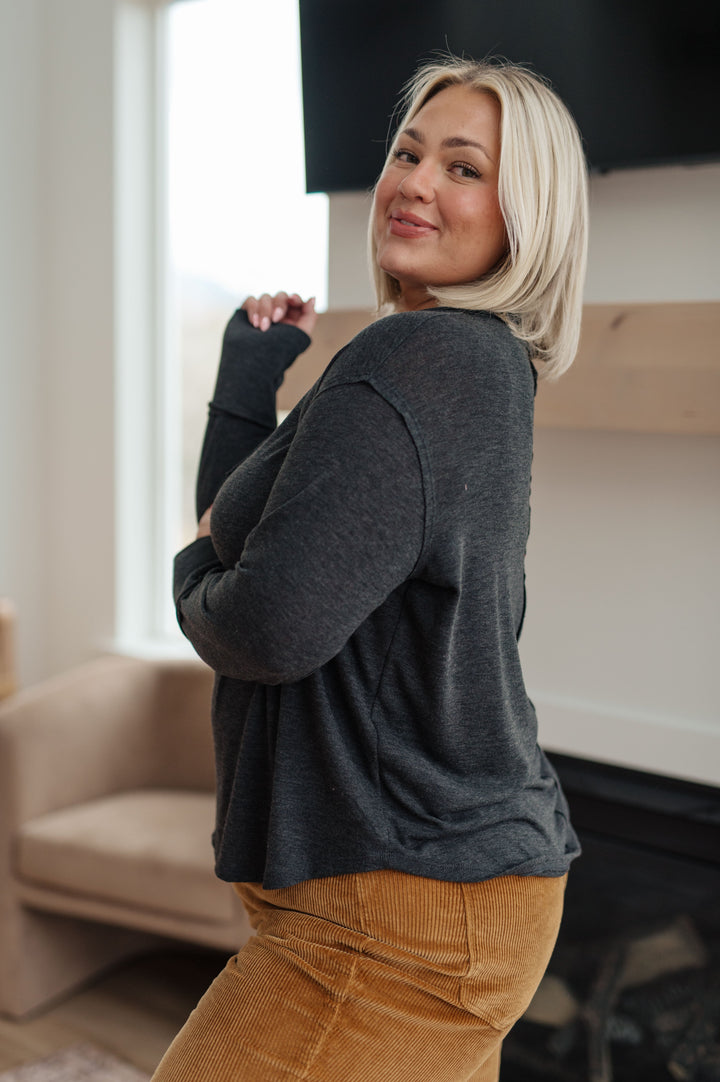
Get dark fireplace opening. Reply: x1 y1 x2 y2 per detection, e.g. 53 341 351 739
501 753 720 1082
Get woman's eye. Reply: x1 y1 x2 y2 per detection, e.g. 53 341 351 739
392 148 418 164
451 161 481 179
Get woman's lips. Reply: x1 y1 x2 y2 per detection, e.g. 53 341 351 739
389 211 437 238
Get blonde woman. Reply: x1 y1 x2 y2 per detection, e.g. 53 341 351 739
156 55 588 1082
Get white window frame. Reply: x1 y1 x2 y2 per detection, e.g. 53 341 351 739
114 0 188 655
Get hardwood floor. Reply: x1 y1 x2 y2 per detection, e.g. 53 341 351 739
0 947 230 1075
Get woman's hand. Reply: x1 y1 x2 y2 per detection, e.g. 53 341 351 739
197 504 213 539
241 292 317 337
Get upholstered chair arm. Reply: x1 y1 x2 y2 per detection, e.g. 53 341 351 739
0 654 214 831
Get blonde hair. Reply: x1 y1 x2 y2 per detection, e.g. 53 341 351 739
369 56 588 379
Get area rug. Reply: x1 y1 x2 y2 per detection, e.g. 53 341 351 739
0 1044 149 1082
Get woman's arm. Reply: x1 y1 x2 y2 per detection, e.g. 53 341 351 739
175 381 425 684
195 293 315 520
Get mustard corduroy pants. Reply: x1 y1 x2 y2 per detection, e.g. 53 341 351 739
151 869 567 1081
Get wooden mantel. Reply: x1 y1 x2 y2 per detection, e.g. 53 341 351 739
536 301 720 435
277 302 720 436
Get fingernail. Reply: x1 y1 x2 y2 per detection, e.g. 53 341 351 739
272 306 283 323
260 316 271 332
251 313 260 328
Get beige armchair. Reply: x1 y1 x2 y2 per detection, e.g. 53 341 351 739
0 653 252 1019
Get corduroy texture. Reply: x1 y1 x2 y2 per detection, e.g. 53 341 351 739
151 869 566 1081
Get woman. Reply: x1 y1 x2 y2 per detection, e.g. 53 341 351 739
155 55 587 1082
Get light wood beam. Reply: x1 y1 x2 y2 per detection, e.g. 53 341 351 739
277 302 720 435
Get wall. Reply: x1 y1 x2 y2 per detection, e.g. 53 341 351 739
0 0 48 682
0 0 145 686
327 164 720 786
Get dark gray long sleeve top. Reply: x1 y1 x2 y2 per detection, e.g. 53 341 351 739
174 307 581 889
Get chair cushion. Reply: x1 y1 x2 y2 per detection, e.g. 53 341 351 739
16 790 235 923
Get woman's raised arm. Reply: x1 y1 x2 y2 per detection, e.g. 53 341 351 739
195 293 315 520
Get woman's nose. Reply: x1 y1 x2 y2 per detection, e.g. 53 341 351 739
398 161 435 202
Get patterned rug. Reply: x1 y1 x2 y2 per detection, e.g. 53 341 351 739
0 1044 149 1082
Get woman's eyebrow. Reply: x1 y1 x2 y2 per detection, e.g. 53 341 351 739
402 126 424 144
442 135 495 163
400 127 495 163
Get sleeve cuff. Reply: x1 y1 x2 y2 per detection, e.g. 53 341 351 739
211 315 312 425
173 535 222 599
272 322 312 353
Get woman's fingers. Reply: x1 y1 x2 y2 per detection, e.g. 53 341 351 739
256 293 276 331
241 294 274 330
264 291 289 329
240 296 258 327
241 292 314 334
293 296 318 337
270 291 290 326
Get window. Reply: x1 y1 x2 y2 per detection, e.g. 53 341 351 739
165 0 328 628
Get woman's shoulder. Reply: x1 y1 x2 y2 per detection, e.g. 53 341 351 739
364 306 518 346
308 306 534 451
323 307 525 389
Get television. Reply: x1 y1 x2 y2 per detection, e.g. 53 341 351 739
298 0 720 192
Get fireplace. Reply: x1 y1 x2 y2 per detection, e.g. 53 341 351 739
502 753 720 1082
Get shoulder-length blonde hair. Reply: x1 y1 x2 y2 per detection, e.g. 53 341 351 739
369 56 588 379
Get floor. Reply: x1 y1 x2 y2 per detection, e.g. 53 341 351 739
0 947 229 1075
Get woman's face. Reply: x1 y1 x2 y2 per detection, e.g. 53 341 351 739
373 84 506 311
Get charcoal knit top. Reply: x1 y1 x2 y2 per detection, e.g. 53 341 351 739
174 307 581 889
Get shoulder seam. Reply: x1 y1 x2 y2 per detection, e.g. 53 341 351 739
318 314 437 390
307 376 434 578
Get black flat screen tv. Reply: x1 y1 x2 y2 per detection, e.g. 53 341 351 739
298 0 720 192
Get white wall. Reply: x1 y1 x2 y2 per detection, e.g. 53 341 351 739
0 0 48 682
41 1 119 683
529 164 720 785
0 0 151 686
327 164 720 786
585 164 720 302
